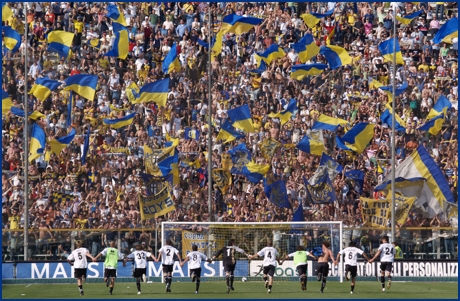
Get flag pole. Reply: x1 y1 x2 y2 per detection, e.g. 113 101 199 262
207 3 213 221
23 3 30 261
391 4 397 244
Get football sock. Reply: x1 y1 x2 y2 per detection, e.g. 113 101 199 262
109 288 113 294
300 275 306 286
351 285 355 292
321 277 326 291
225 275 230 287
167 276 172 285
136 279 141 291
268 285 272 289
230 275 234 286
78 285 82 293
196 278 200 292
263 276 268 282
381 276 385 288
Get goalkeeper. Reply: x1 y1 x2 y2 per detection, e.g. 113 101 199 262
212 239 250 294
282 245 317 291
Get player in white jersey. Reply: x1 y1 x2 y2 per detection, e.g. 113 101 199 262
67 240 96 296
180 244 212 294
156 239 182 292
249 240 282 294
125 244 157 294
369 235 395 292
335 241 370 294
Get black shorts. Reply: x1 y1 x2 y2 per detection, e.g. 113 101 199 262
316 262 329 277
223 263 236 273
133 268 147 278
104 269 117 278
162 264 173 274
190 268 202 277
296 264 308 276
345 265 358 278
263 265 276 277
380 262 393 273
74 268 87 279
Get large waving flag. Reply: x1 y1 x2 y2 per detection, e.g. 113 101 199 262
184 127 200 141
137 78 170 107
228 143 252 175
105 22 128 60
256 44 285 65
125 82 140 103
378 37 405 65
29 124 46 163
2 26 21 53
220 14 263 35
162 43 181 74
2 3 13 21
268 98 297 125
375 177 426 196
141 173 173 196
433 17 458 44
427 95 452 119
81 127 90 165
87 38 101 49
64 74 98 101
379 82 408 103
417 113 445 135
211 30 224 58
249 59 267 75
46 30 75 59
396 10 423 25
260 138 281 161
291 34 320 63
264 180 292 209
304 170 336 204
301 9 335 28
312 114 348 131
2 90 13 115
106 4 128 26
216 119 245 143
10 107 45 120
158 153 179 185
382 146 455 218
227 104 255 133
28 77 61 101
380 103 406 131
320 152 343 180
212 169 232 194
319 45 352 69
242 161 270 183
296 134 325 156
196 37 209 49
290 63 327 80
337 122 375 154
292 204 305 222
48 128 76 155
103 112 136 129
344 170 365 194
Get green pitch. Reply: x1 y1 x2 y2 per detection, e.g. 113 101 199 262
2 281 457 299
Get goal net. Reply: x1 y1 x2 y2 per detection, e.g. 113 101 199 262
161 221 343 282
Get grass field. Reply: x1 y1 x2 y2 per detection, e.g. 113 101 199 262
2 281 458 299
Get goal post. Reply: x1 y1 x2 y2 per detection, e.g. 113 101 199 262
161 221 343 283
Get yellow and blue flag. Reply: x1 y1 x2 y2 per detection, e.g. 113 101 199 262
375 177 426 196
320 152 343 177
256 44 285 65
10 107 45 120
227 104 255 133
64 74 98 101
158 153 179 185
427 95 452 119
264 180 291 208
312 114 348 131
378 37 405 65
337 122 375 154
344 170 365 194
303 170 336 204
290 63 327 80
106 22 128 60
2 26 21 53
28 77 61 101
196 37 209 49
162 43 181 74
125 82 140 103
2 3 13 21
29 123 46 163
249 59 267 75
103 112 136 129
81 127 90 165
137 78 170 107
319 45 352 69
296 134 325 156
379 81 408 103
48 128 76 155
301 9 335 28
229 143 252 175
268 98 297 125
140 173 173 196
106 4 128 27
242 161 270 183
417 113 445 135
396 10 423 25
46 30 75 59
2 90 13 115
433 17 458 44
220 14 263 35
380 103 406 131
211 30 224 58
184 127 200 141
212 169 232 194
291 33 319 63
216 119 245 143
87 38 101 49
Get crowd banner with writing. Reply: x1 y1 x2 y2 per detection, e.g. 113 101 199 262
393 192 417 226
181 231 224 259
139 186 175 220
360 197 391 228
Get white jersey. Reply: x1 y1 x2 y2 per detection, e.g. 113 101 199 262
186 251 208 270
68 247 90 269
338 247 364 266
257 246 278 267
158 245 180 265
127 250 152 269
378 243 395 262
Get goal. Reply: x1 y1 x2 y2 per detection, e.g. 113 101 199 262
161 221 343 282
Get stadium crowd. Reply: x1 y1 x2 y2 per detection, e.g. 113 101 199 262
1 2 458 261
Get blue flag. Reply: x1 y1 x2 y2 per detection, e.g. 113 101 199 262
140 173 173 196
184 127 200 141
228 143 252 175
264 180 292 209
292 204 305 222
303 172 336 204
344 170 365 194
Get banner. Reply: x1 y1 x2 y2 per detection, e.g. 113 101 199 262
393 192 417 226
139 187 175 220
360 197 391 228
108 147 131 154
144 146 172 176
212 168 232 194
181 231 225 259
52 192 73 203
